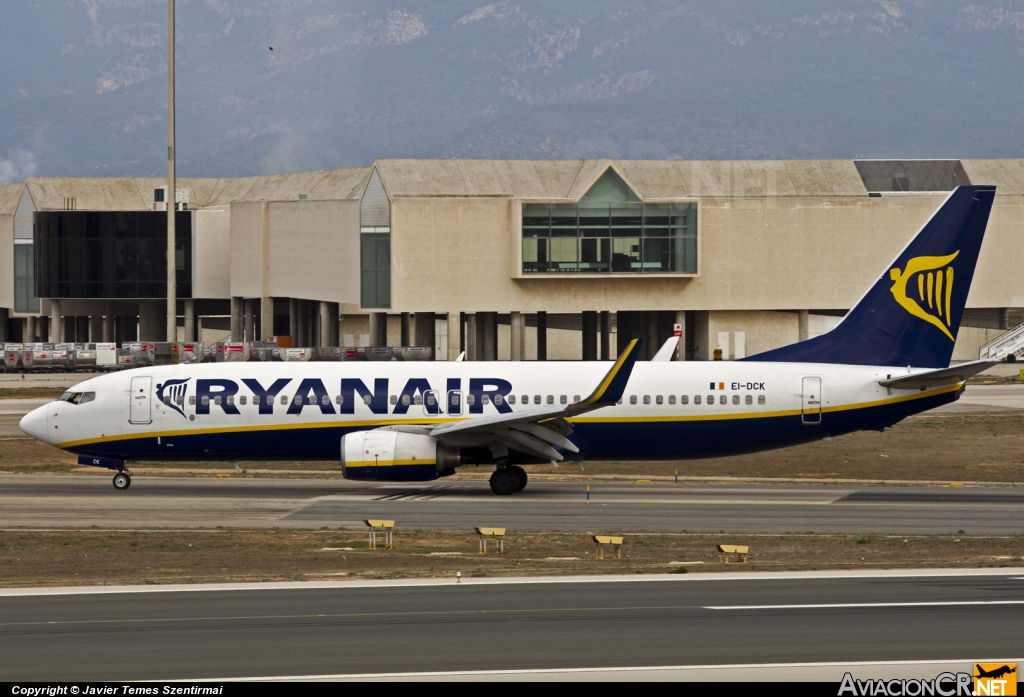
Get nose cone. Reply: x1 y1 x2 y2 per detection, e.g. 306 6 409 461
20 405 50 444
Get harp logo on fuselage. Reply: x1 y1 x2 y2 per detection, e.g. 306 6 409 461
888 251 959 341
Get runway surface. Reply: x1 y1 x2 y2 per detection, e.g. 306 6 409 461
3 475 1022 533
1 570 1022 681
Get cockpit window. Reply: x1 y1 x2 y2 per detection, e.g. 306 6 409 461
58 391 94 405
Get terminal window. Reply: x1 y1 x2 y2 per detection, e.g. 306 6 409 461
361 233 391 308
522 170 696 274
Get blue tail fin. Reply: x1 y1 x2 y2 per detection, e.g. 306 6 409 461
744 185 996 369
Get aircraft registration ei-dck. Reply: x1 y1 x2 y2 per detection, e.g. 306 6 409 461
19 186 999 495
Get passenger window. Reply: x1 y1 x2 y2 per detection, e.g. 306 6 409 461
732 395 739 405
414 394 422 405
267 395 275 406
707 395 714 405
643 395 650 405
201 396 210 406
322 395 330 406
629 395 637 405
534 395 541 405
693 395 701 405
668 395 676 405
239 395 247 406
336 395 344 405
227 395 234 406
280 395 288 405
214 396 222 406
426 393 436 406
546 395 554 404
758 395 766 405
680 395 688 405
719 395 727 405
363 394 372 405
467 394 476 405
390 395 398 405
560 395 567 404
508 395 516 405
656 395 663 405
293 395 302 405
79 392 96 405
573 395 580 403
402 394 410 406
176 394 184 406
189 396 196 405
482 395 490 405
494 394 503 406
745 395 753 405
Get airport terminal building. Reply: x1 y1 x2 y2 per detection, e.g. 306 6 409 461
1 158 1022 362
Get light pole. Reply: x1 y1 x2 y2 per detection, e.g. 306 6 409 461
166 0 177 342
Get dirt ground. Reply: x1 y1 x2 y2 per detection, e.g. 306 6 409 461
0 529 1020 588
2 411 1022 483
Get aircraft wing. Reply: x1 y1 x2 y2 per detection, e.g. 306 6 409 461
428 339 643 461
877 359 1000 390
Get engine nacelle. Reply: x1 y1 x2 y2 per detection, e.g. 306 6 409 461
341 430 460 481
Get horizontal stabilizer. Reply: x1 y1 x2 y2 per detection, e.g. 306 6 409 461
878 359 999 390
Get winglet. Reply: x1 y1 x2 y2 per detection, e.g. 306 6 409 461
574 339 642 409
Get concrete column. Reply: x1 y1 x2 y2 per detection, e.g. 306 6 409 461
197 316 204 342
999 308 1010 330
328 302 340 348
416 312 436 357
296 301 308 347
481 312 496 361
536 311 547 361
447 313 461 360
87 316 96 342
368 312 387 347
319 302 332 348
260 201 273 344
103 301 113 343
465 313 478 360
646 310 659 361
582 311 598 361
243 299 254 342
798 310 810 342
400 312 411 347
0 307 7 342
230 297 243 342
288 298 298 342
599 311 611 360
26 316 36 344
674 310 686 361
184 299 195 342
49 299 62 343
510 311 523 361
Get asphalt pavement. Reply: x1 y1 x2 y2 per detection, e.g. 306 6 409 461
2 476 1022 534
1 570 1021 681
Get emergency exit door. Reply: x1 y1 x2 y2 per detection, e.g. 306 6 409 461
801 376 822 425
129 376 152 424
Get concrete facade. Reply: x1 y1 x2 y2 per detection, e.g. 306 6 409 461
2 158 1023 360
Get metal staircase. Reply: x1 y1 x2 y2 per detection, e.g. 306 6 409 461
979 321 1024 362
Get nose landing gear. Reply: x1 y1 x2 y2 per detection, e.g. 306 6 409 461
489 465 528 495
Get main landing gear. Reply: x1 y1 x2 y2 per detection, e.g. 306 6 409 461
489 465 528 496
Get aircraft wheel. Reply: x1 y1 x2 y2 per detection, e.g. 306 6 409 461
113 473 131 490
510 466 528 492
489 468 520 496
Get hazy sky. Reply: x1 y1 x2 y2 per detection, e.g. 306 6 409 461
2 1 1023 180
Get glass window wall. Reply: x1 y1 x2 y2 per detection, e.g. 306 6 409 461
522 202 697 274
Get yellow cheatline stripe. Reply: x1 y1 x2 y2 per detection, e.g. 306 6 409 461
345 460 436 468
578 338 638 406
53 416 464 449
54 382 963 449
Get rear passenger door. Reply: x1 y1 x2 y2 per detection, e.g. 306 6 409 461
801 376 822 425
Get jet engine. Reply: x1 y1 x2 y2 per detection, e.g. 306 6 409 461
340 430 461 481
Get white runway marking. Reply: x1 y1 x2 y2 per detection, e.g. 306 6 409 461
706 600 1024 610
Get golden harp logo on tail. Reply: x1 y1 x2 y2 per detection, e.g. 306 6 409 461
888 251 959 341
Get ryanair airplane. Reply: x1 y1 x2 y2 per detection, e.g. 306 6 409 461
20 186 999 495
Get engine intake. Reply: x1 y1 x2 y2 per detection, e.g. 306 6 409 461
341 430 460 481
